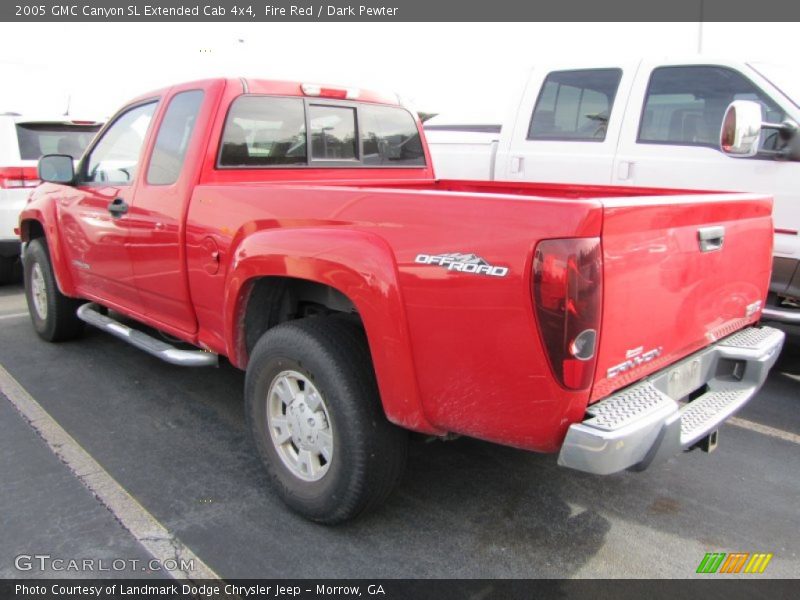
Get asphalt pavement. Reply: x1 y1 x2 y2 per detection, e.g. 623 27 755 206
0 282 798 579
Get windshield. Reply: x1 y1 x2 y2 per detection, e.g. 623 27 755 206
750 62 800 111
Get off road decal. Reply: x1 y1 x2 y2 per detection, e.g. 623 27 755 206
415 253 509 277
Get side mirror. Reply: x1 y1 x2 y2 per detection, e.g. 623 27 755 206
38 154 75 184
720 101 763 157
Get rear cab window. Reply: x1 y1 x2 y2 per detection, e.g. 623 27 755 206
16 123 102 160
638 65 786 152
361 104 425 166
528 69 623 142
309 105 358 162
219 96 307 167
218 96 425 168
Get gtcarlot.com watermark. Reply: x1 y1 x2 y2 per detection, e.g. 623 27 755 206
15 553 194 573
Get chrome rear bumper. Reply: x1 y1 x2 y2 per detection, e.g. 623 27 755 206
558 326 785 475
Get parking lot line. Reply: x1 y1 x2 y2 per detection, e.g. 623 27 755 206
0 363 221 581
729 416 800 446
0 312 28 320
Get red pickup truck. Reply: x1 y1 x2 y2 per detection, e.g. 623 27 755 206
20 78 784 523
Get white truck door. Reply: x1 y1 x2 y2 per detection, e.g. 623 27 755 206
498 63 638 183
612 60 800 310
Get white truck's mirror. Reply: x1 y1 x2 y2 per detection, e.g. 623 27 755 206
720 100 763 157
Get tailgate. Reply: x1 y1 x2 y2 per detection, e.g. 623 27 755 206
590 193 773 403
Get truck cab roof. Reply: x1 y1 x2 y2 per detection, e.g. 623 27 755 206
125 78 403 109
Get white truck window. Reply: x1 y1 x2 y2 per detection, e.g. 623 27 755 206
527 69 622 142
639 66 786 151
16 123 101 160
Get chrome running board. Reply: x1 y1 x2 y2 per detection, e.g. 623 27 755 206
76 303 218 367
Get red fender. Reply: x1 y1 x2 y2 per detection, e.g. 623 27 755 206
19 190 79 297
224 227 442 435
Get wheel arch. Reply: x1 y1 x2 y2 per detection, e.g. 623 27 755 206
19 206 78 297
225 227 440 435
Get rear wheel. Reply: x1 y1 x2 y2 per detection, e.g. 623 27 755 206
23 238 84 342
245 316 408 524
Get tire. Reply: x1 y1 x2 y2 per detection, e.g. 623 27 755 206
245 316 408 524
23 238 84 342
0 255 21 285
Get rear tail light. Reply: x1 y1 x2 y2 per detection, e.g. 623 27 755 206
532 237 602 390
0 166 40 189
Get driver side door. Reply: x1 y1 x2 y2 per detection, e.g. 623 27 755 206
60 101 157 312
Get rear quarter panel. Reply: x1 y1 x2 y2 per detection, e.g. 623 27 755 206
187 183 603 451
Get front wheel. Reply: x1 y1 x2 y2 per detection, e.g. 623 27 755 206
23 238 84 342
245 316 408 524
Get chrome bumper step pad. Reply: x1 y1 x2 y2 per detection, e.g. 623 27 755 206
558 326 785 475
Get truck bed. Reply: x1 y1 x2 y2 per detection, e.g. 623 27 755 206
187 177 772 450
357 178 713 200
326 179 775 402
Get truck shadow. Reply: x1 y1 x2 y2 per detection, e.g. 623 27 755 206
0 282 24 297
774 325 800 375
368 436 611 577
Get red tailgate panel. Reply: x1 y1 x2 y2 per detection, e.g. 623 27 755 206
591 193 773 403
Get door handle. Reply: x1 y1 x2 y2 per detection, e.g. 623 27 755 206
617 160 634 181
510 156 524 174
108 198 128 218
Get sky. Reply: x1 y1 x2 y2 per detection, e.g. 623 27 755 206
0 22 797 122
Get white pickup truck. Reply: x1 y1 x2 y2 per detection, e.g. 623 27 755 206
426 57 800 324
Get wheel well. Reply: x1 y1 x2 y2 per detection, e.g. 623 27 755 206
22 220 45 242
242 277 359 358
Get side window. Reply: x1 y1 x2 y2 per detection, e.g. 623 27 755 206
309 105 357 161
147 90 204 185
219 96 306 167
528 69 622 142
84 102 157 184
639 66 786 150
360 105 425 166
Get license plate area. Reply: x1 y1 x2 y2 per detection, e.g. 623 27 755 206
666 357 705 400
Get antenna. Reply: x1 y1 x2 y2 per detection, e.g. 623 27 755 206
64 95 71 117
697 0 705 54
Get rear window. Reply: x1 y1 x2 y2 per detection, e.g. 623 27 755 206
218 96 426 168
219 96 307 167
309 105 358 161
361 105 425 166
16 123 102 160
528 69 622 142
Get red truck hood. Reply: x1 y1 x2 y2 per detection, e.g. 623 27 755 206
590 193 773 402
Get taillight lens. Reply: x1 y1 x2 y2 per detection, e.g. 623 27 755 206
532 237 602 390
0 166 40 189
